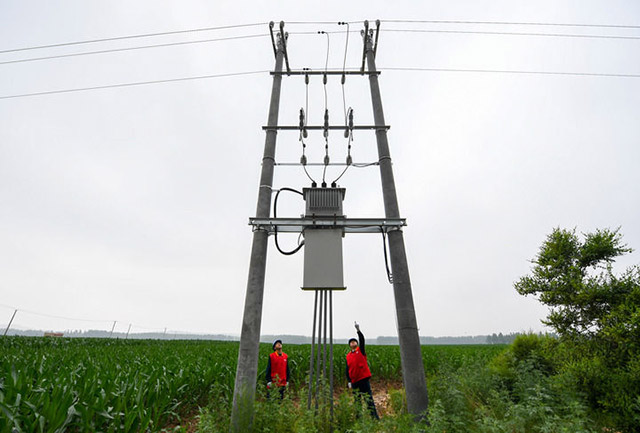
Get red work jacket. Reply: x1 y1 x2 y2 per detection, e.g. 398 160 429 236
346 347 371 384
269 352 288 387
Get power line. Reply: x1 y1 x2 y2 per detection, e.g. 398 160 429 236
0 70 269 100
0 34 268 66
3 19 637 56
0 22 267 54
380 66 640 78
2 66 638 101
3 28 635 68
382 19 640 29
383 28 640 41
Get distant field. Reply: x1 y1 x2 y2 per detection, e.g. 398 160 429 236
0 337 505 432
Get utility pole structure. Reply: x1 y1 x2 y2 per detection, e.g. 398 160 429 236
364 20 429 418
229 22 286 433
230 20 428 431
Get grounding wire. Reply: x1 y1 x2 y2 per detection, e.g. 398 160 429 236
0 34 269 66
273 187 305 255
0 23 268 54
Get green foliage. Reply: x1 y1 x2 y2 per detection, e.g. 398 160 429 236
0 337 237 433
0 335 624 432
515 227 640 430
515 227 636 338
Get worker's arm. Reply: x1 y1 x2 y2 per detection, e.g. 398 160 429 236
358 330 366 357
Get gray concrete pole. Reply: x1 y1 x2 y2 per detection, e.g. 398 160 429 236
229 28 285 433
364 23 429 419
3 309 17 336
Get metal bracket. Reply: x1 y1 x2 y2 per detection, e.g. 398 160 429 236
262 125 389 131
249 217 406 234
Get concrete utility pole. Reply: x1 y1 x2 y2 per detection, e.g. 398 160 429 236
3 309 17 336
364 21 430 418
229 24 285 433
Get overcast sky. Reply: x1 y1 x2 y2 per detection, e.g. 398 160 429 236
1 1 639 339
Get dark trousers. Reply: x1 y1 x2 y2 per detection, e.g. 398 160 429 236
353 378 379 419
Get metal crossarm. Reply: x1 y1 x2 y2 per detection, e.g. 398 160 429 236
249 217 406 233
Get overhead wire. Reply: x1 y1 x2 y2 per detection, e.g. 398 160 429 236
0 34 269 66
0 22 268 54
382 28 640 41
0 70 270 100
379 67 640 79
381 19 640 29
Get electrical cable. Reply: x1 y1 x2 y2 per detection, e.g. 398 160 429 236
0 22 268 54
339 22 350 124
0 34 269 66
379 67 640 78
381 19 640 30
4 65 638 101
299 72 317 184
0 70 270 100
381 228 394 284
273 187 305 255
319 30 331 185
382 28 640 41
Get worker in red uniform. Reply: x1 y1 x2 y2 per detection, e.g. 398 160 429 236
266 339 289 399
346 322 379 419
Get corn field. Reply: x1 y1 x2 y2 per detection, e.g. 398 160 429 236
0 336 505 432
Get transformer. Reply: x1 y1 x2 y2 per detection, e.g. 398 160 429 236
301 187 346 290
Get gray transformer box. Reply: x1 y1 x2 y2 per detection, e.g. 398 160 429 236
301 187 346 290
302 228 345 290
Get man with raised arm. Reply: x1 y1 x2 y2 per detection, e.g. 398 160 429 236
346 322 379 419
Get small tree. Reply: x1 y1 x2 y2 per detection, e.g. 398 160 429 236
515 227 640 428
515 227 638 342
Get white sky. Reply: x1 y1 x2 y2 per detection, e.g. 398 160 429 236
1 1 639 339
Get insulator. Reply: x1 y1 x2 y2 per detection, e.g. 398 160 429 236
346 154 352 165
323 109 329 138
305 74 309 85
303 128 308 138
323 73 327 85
344 129 349 138
348 109 354 128
299 108 305 129
341 74 346 85
300 154 307 165
324 155 330 165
